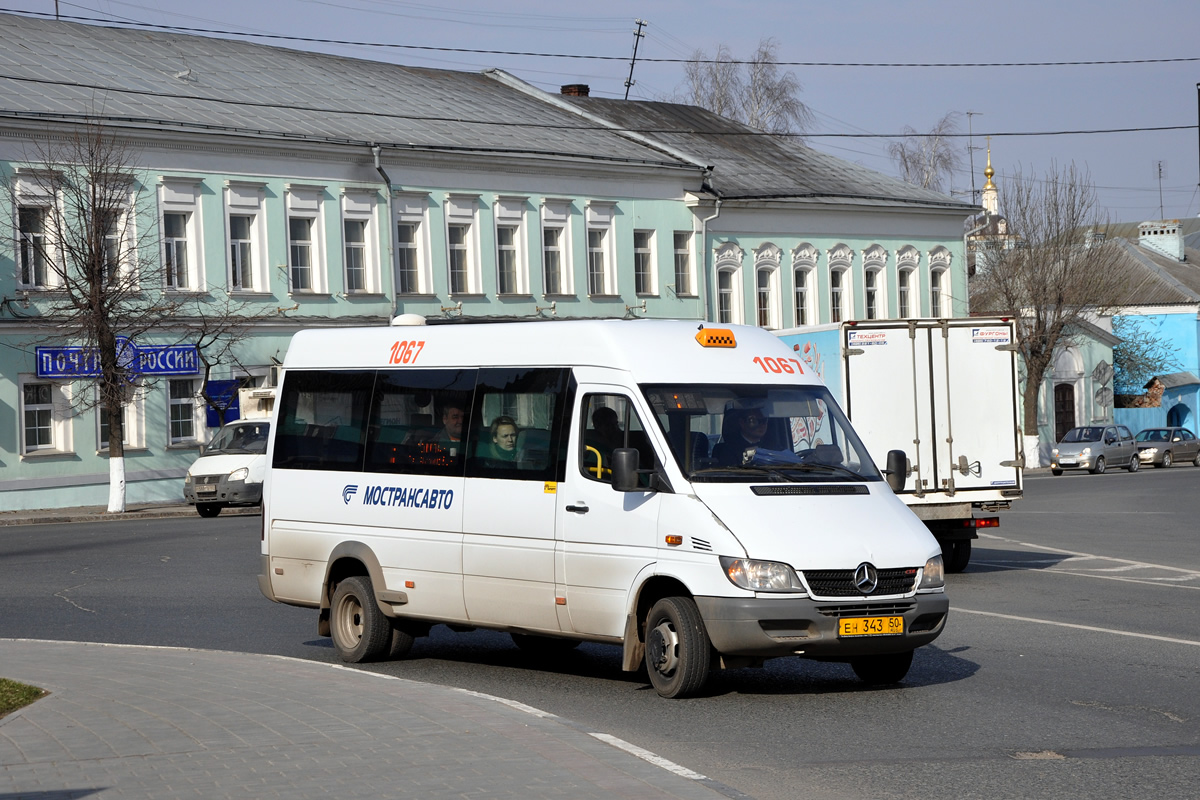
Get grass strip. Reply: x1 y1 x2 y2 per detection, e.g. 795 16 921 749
0 678 47 717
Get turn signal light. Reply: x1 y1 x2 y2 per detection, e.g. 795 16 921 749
696 328 736 348
664 534 684 546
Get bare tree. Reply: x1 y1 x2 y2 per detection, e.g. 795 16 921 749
888 112 962 192
187 295 280 427
970 162 1128 453
678 38 813 135
1112 315 1179 396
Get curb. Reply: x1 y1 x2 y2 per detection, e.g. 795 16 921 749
0 504 260 527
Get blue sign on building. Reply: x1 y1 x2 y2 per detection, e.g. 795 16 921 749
37 338 199 379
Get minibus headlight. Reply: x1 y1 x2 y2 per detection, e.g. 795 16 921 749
719 556 805 593
919 555 945 590
183 471 192 485
229 467 249 482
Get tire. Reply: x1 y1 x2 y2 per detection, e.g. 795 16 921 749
1193 450 1200 467
644 596 712 699
1159 451 1173 469
1128 454 1140 473
329 575 391 663
388 621 416 660
196 503 222 518
1091 456 1106 475
510 633 582 654
943 540 971 574
1051 469 1063 476
851 650 914 686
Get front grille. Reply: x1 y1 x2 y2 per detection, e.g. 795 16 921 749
816 601 916 618
196 475 221 486
802 568 918 597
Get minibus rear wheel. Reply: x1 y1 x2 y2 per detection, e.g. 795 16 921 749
330 575 391 663
850 650 913 686
644 596 711 699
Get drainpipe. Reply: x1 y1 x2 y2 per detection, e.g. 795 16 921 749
698 193 722 322
372 144 396 321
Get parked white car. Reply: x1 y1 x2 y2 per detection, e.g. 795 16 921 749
183 420 270 517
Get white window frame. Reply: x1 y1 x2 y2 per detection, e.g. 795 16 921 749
446 194 481 295
158 178 204 292
13 170 61 290
286 184 328 294
341 189 380 295
97 382 146 452
98 187 137 289
897 246 920 318
634 229 657 296
791 243 818 326
224 181 269 293
541 199 573 296
713 242 744 325
19 375 72 456
494 196 528 296
672 231 693 296
753 243 782 329
16 204 51 289
929 246 953 318
585 202 616 296
827 244 854 324
862 245 887 321
168 378 203 445
394 192 430 295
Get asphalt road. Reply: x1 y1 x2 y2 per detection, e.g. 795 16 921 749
2 467 1199 799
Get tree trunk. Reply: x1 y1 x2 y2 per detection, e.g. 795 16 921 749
107 455 126 513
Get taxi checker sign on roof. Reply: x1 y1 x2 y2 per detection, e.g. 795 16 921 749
971 327 1012 345
847 331 889 347
37 338 199 378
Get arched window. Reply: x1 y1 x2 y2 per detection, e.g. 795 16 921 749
827 244 853 323
753 244 781 329
929 246 952 318
714 242 744 324
862 245 887 320
896 246 920 318
791 243 817 326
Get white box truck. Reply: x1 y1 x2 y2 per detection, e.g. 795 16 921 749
774 318 1024 572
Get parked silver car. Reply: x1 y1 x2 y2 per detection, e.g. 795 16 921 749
1134 427 1200 468
1050 425 1139 475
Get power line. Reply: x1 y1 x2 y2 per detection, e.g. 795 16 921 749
5 9 1199 69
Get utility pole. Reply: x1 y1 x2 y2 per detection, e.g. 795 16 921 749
624 19 646 101
1154 160 1166 219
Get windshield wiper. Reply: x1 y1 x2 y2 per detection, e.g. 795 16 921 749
770 462 870 480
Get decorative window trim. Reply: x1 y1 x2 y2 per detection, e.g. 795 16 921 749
494 196 528 296
672 230 694 297
340 188 381 295
224 181 269 293
168 378 204 445
714 241 745 325
791 243 818 326
446 193 481 295
19 374 73 456
585 201 617 296
285 184 329 295
393 191 431 295
827 243 854 323
541 198 573 297
97 382 146 452
862 244 888 320
896 246 921 319
634 229 657 296
158 178 204 292
753 243 782 329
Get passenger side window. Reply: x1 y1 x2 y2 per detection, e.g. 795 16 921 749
580 394 655 485
466 367 571 482
363 369 476 477
273 370 374 471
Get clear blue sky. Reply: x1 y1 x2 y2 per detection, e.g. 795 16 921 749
7 0 1199 221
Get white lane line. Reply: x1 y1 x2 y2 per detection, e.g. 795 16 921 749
978 532 1200 577
953 608 1200 647
589 732 709 780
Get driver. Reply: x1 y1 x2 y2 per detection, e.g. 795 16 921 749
714 407 769 466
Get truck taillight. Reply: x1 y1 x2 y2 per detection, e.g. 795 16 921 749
965 517 999 528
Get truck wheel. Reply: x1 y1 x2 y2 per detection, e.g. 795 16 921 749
1159 451 1173 469
1091 456 1106 474
330 575 391 663
1051 469 1063 476
851 650 914 686
644 597 712 699
943 540 971 574
511 633 581 654
196 503 222 518
1127 455 1140 473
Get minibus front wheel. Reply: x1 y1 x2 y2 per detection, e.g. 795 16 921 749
330 575 391 663
644 597 712 699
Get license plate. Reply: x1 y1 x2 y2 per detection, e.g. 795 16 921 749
838 616 903 637
196 485 217 494
1058 458 1076 466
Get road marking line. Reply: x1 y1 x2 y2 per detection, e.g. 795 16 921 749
978 532 1200 576
589 732 709 780
954 608 1200 647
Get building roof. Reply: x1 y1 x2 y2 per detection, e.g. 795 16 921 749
561 96 975 211
1147 372 1200 390
0 12 688 169
1107 237 1200 306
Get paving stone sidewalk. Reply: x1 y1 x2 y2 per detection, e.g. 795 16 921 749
0 639 742 800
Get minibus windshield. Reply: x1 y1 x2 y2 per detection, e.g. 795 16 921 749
642 384 881 483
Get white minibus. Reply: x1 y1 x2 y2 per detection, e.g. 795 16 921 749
258 318 948 698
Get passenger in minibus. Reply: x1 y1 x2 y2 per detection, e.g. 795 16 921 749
483 416 520 464
433 401 466 456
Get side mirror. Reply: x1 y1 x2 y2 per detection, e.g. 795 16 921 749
612 448 641 492
884 449 907 493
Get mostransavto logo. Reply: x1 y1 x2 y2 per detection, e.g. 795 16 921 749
342 485 359 504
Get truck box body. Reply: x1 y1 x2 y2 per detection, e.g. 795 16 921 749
775 318 1023 569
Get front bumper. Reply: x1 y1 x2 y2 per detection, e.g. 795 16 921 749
184 475 263 507
695 592 948 659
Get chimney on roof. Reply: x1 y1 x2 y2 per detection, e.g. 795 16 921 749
1138 220 1185 261
560 84 590 97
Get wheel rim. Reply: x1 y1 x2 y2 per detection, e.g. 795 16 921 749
647 620 680 676
1163 453 1172 467
1096 457 1105 473
333 593 364 647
